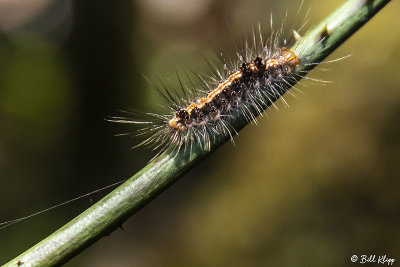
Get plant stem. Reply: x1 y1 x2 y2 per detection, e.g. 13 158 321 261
4 0 391 266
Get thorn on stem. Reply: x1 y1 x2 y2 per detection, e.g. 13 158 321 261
293 30 301 41
319 24 331 40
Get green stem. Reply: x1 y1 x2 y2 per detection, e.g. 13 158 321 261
4 0 391 266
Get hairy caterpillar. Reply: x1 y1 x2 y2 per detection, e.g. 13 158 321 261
111 14 330 157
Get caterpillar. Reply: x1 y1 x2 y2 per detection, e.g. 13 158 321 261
111 15 328 157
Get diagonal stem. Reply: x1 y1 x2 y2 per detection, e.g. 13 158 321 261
4 0 391 266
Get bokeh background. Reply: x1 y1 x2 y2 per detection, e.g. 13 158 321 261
1 0 399 266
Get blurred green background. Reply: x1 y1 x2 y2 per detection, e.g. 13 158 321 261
0 0 399 266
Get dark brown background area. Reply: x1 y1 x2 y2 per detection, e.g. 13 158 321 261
0 0 399 266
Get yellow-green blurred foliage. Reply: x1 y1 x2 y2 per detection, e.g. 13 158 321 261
0 0 399 266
